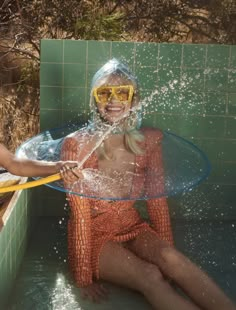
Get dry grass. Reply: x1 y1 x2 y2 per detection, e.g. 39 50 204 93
0 48 40 153
0 91 39 153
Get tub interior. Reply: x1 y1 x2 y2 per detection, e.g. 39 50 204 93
7 200 236 308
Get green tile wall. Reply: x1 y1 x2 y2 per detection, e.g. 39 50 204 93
40 39 236 218
0 189 33 308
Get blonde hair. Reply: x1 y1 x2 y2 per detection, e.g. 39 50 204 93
124 129 145 154
96 128 144 160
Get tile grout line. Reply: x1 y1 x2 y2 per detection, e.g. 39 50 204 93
62 39 65 124
203 44 207 116
226 46 232 116
85 40 89 110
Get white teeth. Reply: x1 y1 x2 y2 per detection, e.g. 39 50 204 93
107 108 122 111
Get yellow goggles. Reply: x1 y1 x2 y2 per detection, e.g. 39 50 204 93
93 85 134 105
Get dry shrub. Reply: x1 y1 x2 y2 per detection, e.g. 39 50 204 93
0 50 39 153
0 92 39 152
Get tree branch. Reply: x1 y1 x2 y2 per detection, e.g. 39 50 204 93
171 16 219 42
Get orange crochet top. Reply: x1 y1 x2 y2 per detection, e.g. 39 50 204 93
61 127 173 287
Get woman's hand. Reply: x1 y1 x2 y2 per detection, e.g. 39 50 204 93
59 162 83 183
80 282 109 303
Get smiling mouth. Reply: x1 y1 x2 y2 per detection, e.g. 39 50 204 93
106 106 124 112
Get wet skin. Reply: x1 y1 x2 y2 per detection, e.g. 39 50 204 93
95 76 133 125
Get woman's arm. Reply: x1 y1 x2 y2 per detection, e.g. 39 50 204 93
0 143 76 177
147 198 174 245
61 136 93 286
145 129 174 245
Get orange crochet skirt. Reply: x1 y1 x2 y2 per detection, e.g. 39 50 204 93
66 196 165 286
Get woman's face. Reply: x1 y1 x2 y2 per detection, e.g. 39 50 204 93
93 75 135 124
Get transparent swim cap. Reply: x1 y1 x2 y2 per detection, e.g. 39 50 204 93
89 58 142 132
91 58 138 88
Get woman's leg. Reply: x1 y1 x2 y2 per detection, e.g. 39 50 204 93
127 231 236 310
98 241 200 310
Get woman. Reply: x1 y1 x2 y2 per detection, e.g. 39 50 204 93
61 59 235 310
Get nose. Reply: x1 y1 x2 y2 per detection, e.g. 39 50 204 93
107 92 115 103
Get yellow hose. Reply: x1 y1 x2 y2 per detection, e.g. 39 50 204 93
0 173 61 193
